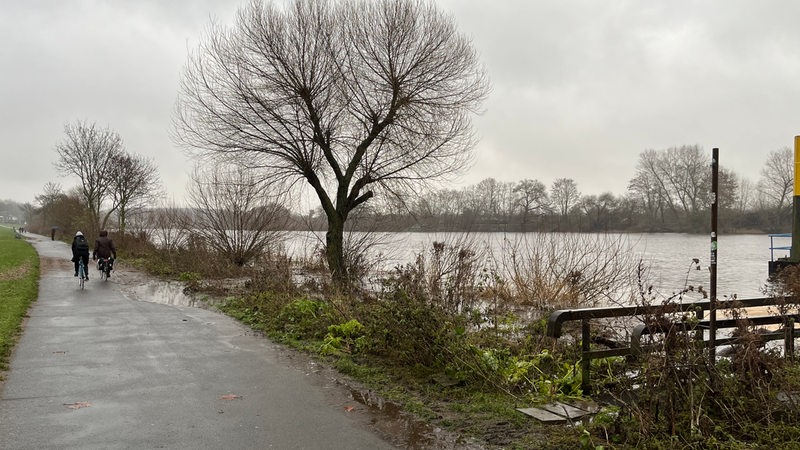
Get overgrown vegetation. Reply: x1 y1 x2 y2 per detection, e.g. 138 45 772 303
574 265 800 449
96 225 800 448
0 226 39 374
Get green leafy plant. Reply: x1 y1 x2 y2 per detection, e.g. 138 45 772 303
274 297 332 339
178 271 201 282
579 429 604 450
319 319 366 356
178 271 202 291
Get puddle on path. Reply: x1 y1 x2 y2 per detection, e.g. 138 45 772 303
130 280 201 307
346 387 484 449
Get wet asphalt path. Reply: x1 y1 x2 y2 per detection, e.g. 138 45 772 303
0 235 395 450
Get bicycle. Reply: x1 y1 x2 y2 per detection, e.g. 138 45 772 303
97 257 112 281
78 258 87 290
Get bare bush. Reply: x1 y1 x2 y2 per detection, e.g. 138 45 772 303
187 162 289 267
493 233 642 309
763 265 800 317
382 234 485 315
146 202 193 257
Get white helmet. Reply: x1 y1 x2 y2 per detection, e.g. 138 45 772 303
75 231 83 237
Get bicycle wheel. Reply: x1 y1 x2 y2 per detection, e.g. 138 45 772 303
100 261 107 282
79 263 85 290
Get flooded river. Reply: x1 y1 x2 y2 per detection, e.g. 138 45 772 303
283 231 779 299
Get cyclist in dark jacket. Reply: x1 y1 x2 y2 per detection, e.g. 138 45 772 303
71 231 90 279
93 230 117 276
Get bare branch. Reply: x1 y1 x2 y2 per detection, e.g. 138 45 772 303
173 0 488 283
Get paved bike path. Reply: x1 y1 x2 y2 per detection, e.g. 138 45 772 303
0 235 395 449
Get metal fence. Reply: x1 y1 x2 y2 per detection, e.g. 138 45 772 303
546 296 799 392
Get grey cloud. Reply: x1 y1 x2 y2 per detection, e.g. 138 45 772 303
2 0 799 206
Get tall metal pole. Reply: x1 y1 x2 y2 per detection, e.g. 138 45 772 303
709 148 718 364
792 136 800 262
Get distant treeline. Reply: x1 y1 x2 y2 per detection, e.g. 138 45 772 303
6 144 795 236
308 144 793 235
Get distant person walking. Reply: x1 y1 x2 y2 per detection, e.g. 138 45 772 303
51 226 57 240
92 230 117 277
71 231 90 279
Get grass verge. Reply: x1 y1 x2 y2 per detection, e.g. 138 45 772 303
0 226 39 375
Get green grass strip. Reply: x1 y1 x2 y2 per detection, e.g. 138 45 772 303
0 226 39 372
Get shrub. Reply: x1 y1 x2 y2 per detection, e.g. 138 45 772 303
318 319 367 356
358 291 460 369
273 297 334 340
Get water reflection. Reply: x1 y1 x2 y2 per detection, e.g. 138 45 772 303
281 231 776 299
348 388 485 450
132 280 199 307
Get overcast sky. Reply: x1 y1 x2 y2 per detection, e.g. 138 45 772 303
2 0 799 206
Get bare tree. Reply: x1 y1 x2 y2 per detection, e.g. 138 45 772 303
54 120 125 236
187 163 288 267
34 182 64 232
474 178 514 221
629 145 710 230
734 176 756 212
35 182 64 207
718 168 739 210
512 179 549 232
665 145 711 212
550 178 579 217
173 0 489 284
411 187 469 230
757 147 793 217
578 192 618 231
628 166 667 227
109 153 162 234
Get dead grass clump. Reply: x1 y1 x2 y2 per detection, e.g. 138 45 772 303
492 233 641 309
0 260 32 281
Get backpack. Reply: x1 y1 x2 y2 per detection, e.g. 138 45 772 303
75 236 89 253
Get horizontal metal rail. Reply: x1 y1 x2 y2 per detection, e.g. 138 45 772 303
546 296 799 392
631 314 799 356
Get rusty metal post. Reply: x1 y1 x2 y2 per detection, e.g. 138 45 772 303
786 318 795 362
581 320 591 393
709 148 718 365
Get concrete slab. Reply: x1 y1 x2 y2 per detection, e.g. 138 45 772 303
539 402 592 419
516 407 568 424
517 400 598 424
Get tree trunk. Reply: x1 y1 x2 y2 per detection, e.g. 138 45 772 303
118 205 127 234
325 213 347 286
